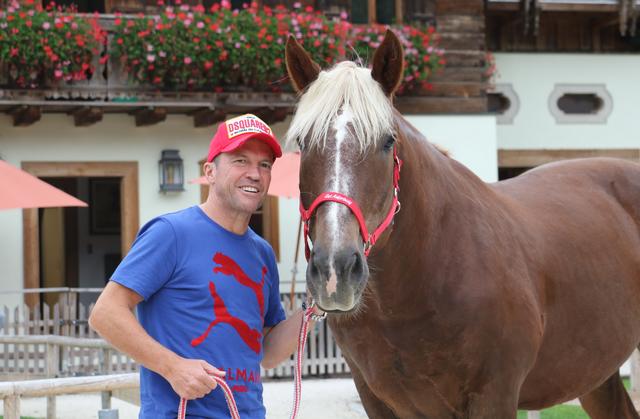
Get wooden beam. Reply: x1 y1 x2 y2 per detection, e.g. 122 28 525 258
395 0 404 24
395 96 487 114
436 0 484 14
192 108 226 128
251 107 289 125
134 107 167 127
368 0 377 23
498 149 640 168
72 107 103 127
11 106 41 127
419 82 486 98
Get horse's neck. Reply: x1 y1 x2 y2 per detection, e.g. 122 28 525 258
368 124 496 310
399 129 491 227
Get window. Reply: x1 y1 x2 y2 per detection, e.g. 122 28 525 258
548 84 612 124
42 0 105 12
487 83 519 124
488 93 509 114
557 94 603 115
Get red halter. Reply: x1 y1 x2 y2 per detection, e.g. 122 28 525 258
300 146 402 260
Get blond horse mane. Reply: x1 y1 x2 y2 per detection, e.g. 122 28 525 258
285 61 396 153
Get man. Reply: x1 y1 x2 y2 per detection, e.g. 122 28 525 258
89 114 324 418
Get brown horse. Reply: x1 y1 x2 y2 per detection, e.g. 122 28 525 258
284 30 640 418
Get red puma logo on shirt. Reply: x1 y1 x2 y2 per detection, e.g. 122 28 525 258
190 253 267 354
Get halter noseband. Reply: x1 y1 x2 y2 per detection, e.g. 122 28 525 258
299 146 402 260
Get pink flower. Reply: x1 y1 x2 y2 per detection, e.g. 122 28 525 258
184 57 192 64
197 21 204 29
42 22 51 30
54 69 63 78
147 54 156 62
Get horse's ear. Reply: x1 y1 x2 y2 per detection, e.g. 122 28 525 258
371 29 404 97
285 36 321 92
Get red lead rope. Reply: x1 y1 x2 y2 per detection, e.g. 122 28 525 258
177 305 317 419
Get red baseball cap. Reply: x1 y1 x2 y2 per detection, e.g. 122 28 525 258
207 114 283 162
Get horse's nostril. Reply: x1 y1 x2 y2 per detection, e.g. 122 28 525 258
352 253 364 277
343 252 363 278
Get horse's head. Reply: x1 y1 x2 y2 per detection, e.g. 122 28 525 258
285 30 404 312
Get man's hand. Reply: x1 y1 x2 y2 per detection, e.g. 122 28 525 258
164 358 226 400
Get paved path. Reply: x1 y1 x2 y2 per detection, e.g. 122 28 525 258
0 378 367 419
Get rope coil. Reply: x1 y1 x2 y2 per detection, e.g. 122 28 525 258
177 303 318 419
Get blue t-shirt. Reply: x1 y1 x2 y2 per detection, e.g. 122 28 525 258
111 205 286 419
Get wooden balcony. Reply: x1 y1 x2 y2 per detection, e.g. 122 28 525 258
0 2 490 126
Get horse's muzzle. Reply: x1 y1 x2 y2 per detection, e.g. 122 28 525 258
306 245 368 312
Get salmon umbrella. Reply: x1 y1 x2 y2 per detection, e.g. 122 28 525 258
189 151 300 199
0 160 87 210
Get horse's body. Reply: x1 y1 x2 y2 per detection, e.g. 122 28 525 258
285 32 640 418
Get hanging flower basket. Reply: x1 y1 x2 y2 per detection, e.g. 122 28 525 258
0 1 105 88
110 1 445 94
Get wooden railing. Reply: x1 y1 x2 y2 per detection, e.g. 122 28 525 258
0 373 138 419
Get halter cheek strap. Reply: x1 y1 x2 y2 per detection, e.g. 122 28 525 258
299 146 402 260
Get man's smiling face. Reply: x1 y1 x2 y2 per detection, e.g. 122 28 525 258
210 138 274 217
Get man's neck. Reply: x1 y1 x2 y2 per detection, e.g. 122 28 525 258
199 202 251 235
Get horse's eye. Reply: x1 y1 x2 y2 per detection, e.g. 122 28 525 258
296 138 304 150
383 135 395 151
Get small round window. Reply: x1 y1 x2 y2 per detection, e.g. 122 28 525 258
548 84 612 124
488 93 511 115
488 84 519 124
557 93 603 115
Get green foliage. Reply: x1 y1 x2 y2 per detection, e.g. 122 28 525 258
517 405 588 419
0 0 105 88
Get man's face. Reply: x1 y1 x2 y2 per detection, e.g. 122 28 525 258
208 139 274 217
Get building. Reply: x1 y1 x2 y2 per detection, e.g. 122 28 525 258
1 0 638 312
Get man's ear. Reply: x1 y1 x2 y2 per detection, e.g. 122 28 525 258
203 161 216 183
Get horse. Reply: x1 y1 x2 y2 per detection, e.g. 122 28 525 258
283 30 640 418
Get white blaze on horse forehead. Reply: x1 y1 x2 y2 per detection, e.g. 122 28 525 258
325 105 354 295
327 105 354 245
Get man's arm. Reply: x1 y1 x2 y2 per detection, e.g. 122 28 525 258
261 306 324 370
88 281 224 399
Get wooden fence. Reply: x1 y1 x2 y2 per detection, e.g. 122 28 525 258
0 373 138 419
0 290 349 380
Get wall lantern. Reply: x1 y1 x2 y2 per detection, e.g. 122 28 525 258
159 149 185 192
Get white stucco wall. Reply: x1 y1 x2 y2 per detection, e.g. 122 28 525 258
493 53 640 150
0 113 497 306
